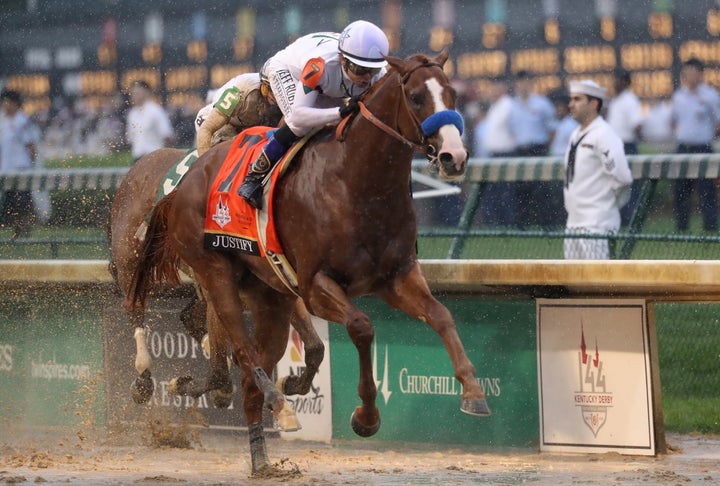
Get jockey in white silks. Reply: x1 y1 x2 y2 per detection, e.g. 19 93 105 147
237 20 390 209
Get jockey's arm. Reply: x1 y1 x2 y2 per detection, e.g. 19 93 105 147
197 86 245 155
196 108 228 156
284 84 342 135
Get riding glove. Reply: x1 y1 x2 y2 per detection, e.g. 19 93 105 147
339 95 362 118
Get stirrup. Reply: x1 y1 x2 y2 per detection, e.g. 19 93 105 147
238 173 265 209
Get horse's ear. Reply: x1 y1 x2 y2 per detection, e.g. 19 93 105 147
433 49 450 67
385 55 405 73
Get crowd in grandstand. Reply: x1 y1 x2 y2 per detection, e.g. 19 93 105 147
18 72 678 163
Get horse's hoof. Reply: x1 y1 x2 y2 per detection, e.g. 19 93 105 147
168 375 193 395
131 370 154 404
276 401 302 432
210 388 233 409
351 409 381 437
461 398 491 417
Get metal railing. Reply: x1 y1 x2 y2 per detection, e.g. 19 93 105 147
3 153 720 259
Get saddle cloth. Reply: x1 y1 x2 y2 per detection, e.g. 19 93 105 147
136 148 199 241
203 126 283 257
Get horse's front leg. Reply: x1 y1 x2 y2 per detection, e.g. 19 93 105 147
307 273 380 437
380 262 491 417
277 299 325 397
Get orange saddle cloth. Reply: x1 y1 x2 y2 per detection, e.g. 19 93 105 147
203 126 283 257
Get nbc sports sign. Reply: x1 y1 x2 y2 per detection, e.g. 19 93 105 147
276 316 333 442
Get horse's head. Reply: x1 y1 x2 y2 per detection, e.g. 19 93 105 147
385 51 468 180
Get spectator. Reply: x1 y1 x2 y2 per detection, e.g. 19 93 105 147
0 89 40 238
563 80 632 260
125 80 174 162
480 76 517 226
510 70 558 227
472 102 489 159
608 68 644 226
547 88 578 226
548 89 578 157
671 57 720 232
641 97 673 152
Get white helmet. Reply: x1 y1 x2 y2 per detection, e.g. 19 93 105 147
260 59 271 84
338 20 389 68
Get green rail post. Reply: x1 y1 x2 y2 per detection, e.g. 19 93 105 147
619 179 659 259
447 182 484 259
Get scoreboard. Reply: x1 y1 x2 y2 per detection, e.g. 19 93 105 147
3 0 720 115
451 2 720 99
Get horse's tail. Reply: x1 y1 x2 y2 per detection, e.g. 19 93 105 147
126 191 182 311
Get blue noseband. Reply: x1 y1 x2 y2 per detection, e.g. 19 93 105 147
420 110 464 137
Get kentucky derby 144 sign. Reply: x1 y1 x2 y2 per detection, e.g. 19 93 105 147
537 299 655 455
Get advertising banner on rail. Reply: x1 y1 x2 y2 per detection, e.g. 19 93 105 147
102 296 263 431
536 299 655 455
329 298 538 446
0 291 104 428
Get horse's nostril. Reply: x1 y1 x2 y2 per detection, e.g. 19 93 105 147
439 152 453 165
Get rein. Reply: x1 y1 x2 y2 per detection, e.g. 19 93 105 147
355 101 429 154
336 60 463 161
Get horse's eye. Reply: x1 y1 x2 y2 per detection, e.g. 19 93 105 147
409 92 424 106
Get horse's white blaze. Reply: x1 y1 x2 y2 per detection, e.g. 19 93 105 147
425 77 447 113
425 77 466 168
134 326 152 374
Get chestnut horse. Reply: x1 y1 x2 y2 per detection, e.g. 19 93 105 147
129 51 489 475
109 90 323 411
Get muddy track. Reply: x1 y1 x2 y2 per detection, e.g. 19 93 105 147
1 423 718 485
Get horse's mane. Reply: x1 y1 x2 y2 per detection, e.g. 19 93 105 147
362 53 435 98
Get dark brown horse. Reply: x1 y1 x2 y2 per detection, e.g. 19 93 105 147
129 51 489 475
109 90 323 413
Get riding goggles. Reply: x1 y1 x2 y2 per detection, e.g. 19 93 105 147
345 60 381 77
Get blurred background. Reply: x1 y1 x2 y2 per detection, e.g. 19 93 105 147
0 0 708 158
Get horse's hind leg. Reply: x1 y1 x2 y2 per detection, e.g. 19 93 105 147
170 296 234 408
189 261 292 473
179 290 208 345
380 262 490 416
242 287 303 474
306 272 380 437
277 299 325 397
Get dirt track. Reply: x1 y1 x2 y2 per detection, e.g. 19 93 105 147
1 424 719 485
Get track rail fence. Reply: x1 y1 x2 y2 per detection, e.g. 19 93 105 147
3 153 720 258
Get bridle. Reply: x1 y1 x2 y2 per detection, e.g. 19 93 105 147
340 60 464 164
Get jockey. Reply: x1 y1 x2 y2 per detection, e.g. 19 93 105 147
237 19 390 209
194 63 277 156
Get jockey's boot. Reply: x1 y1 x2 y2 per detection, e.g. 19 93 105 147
238 136 289 209
238 150 276 209
238 126 299 209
